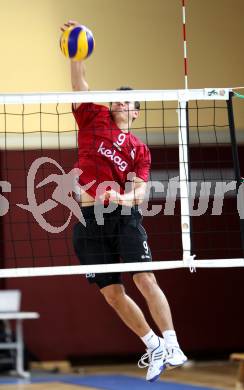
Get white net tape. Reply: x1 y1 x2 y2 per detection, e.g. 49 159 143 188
0 259 244 278
0 88 231 105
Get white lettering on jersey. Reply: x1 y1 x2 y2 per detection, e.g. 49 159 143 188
97 142 128 172
117 133 126 146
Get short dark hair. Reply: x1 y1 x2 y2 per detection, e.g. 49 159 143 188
116 86 140 110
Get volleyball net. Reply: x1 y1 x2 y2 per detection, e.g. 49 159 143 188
0 88 244 278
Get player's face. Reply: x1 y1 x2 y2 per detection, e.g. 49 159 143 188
110 101 139 124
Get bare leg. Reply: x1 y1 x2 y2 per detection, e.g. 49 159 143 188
133 272 174 332
100 284 150 337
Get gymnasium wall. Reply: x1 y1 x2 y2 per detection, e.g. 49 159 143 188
0 0 244 93
0 0 244 362
1 143 244 361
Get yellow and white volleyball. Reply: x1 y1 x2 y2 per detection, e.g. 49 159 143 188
60 24 95 61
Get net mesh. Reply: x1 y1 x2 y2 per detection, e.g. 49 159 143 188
0 89 243 277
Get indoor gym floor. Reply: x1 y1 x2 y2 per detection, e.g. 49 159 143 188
0 360 239 390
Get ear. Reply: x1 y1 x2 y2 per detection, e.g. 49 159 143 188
132 109 140 120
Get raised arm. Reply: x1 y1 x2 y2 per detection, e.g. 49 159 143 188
70 61 88 92
61 20 89 109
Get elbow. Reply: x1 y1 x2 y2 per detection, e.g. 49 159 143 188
72 80 89 92
72 83 79 91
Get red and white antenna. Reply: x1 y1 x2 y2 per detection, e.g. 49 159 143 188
182 0 188 89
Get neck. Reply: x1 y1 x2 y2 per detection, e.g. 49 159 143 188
115 118 132 133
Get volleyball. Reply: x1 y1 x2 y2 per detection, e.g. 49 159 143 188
60 24 95 61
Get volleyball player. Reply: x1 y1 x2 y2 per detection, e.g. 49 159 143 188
61 20 187 383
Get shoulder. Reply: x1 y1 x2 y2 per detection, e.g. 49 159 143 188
129 132 144 146
72 103 110 129
130 134 150 154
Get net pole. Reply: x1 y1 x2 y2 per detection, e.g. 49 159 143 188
178 101 195 269
186 101 194 255
227 93 244 254
0 153 6 288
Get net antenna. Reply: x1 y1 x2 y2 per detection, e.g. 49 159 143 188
0 88 244 278
181 0 188 90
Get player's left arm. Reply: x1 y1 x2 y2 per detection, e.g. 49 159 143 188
104 177 147 206
102 144 151 206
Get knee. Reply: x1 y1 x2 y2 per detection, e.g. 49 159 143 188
100 284 126 309
133 272 158 296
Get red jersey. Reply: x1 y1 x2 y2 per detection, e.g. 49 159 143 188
73 103 151 198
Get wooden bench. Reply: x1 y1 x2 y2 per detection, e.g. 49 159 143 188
230 353 244 389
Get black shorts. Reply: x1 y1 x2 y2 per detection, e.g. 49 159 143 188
72 205 152 289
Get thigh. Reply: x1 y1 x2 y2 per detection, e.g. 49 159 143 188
72 219 121 288
119 209 152 264
73 220 112 265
